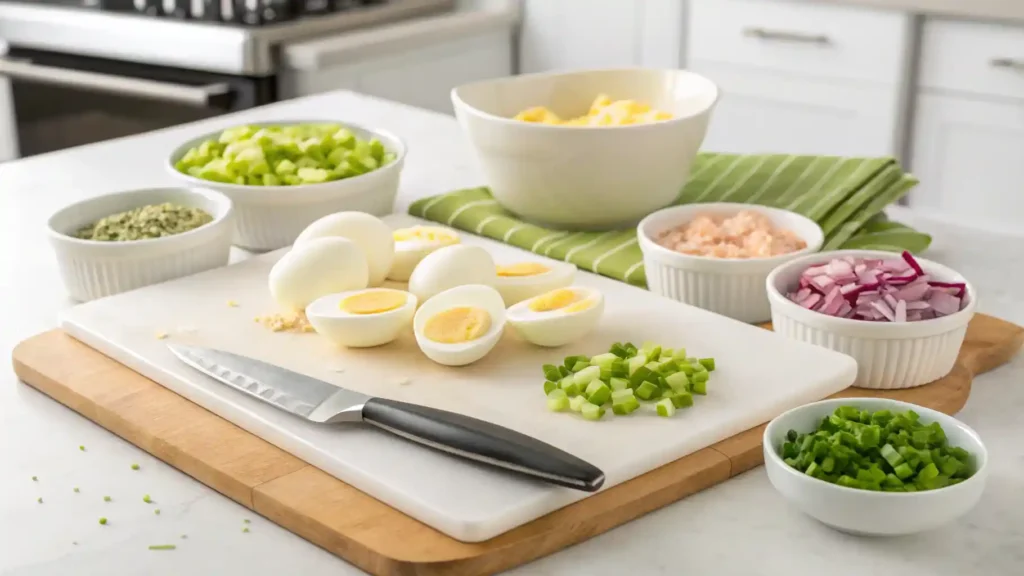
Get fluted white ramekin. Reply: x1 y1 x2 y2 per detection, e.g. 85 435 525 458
167 121 405 251
637 203 824 323
766 250 977 390
47 187 234 302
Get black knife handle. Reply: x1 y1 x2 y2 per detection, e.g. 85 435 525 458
361 398 605 492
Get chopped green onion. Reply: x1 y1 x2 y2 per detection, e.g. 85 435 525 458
242 527 250 533
243 519 251 524
37 497 43 504
148 545 176 550
543 380 558 395
103 496 112 502
31 476 37 482
155 509 161 515
73 487 80 493
99 517 107 525
131 464 140 471
542 364 562 382
79 445 86 452
546 389 569 412
570 360 590 372
563 355 588 370
143 494 153 504
655 398 676 418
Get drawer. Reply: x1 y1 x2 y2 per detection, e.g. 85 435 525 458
688 0 909 85
920 19 1024 101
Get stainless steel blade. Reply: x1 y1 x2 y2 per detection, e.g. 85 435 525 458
167 344 369 424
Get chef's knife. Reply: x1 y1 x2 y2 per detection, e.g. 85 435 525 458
167 344 605 492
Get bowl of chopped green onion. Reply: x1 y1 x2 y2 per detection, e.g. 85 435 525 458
167 121 405 251
763 398 987 536
47 187 234 302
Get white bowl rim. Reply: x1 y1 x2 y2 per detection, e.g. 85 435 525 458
765 248 977 332
46 186 233 248
166 119 408 193
451 67 721 131
636 202 825 266
763 397 989 498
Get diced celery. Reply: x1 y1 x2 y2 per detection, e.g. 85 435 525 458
664 372 690 392
584 381 611 406
262 174 281 186
667 392 693 409
559 376 580 397
569 396 588 412
274 159 298 176
571 360 590 372
574 366 601 386
628 366 655 388
297 168 330 184
675 362 696 375
612 394 640 415
635 381 659 401
627 355 646 374
691 380 706 395
698 358 716 371
369 138 386 161
590 353 618 369
580 402 605 421
608 377 629 392
610 388 634 402
547 390 569 412
655 398 676 418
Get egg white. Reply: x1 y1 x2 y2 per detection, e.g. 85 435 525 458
388 227 461 282
305 288 417 348
407 245 497 303
506 287 604 347
493 260 577 306
413 284 506 366
269 237 369 311
294 212 395 287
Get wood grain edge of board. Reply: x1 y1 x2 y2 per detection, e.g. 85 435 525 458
720 313 1024 475
10 332 309 509
251 448 731 576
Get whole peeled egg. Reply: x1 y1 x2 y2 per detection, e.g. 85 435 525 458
306 288 417 348
407 245 497 303
294 212 395 286
413 284 506 366
269 237 369 311
506 286 604 347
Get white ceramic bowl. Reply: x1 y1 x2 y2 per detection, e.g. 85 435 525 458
637 202 824 323
766 249 976 389
167 121 406 251
451 68 719 230
764 397 988 536
47 187 234 302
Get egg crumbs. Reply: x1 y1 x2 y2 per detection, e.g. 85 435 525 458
154 332 169 340
227 300 239 308
255 312 316 333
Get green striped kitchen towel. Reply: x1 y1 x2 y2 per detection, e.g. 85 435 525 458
407 153 930 288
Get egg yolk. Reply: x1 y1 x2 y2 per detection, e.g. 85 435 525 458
513 94 673 126
496 262 550 277
340 291 407 315
423 307 491 343
562 297 596 313
394 226 458 245
528 288 585 312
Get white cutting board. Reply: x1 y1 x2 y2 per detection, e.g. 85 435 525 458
61 214 857 542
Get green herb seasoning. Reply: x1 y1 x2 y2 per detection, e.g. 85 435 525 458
74 203 213 242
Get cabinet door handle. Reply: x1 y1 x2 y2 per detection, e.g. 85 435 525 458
743 27 831 46
990 57 1024 72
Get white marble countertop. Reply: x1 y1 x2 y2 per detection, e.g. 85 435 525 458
1 91 1022 576
789 0 1024 23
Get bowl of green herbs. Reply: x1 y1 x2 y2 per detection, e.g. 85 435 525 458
48 187 234 302
763 398 987 536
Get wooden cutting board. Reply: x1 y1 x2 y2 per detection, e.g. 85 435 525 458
13 313 1022 576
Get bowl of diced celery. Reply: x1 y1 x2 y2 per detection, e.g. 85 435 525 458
167 121 405 251
763 397 987 536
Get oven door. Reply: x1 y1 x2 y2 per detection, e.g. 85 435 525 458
0 47 276 159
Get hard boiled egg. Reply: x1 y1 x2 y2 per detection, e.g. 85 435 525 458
506 286 604 347
294 212 395 286
407 245 497 303
493 260 577 306
387 225 460 282
269 237 369 311
306 288 417 348
413 284 506 366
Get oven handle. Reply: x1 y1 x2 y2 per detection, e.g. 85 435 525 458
0 58 233 109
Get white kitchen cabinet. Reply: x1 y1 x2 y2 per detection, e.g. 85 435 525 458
279 9 515 115
687 0 910 157
0 40 17 162
908 19 1024 233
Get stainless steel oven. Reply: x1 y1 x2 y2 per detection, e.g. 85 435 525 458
0 0 453 159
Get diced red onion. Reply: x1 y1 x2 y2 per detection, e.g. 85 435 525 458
785 251 967 322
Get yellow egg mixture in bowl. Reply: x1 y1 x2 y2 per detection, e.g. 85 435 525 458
451 68 719 230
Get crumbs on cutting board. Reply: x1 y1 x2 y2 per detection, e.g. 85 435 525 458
255 312 315 333
227 300 239 308
154 331 169 340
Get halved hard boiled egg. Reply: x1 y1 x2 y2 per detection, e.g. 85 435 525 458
407 245 497 303
506 286 604 347
493 260 577 306
387 225 461 282
413 284 506 366
306 288 417 348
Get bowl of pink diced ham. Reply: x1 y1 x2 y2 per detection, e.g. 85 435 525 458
765 250 977 390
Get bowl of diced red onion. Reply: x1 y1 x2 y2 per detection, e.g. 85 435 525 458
766 250 976 390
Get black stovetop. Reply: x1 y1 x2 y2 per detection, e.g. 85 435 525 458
2 0 387 26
